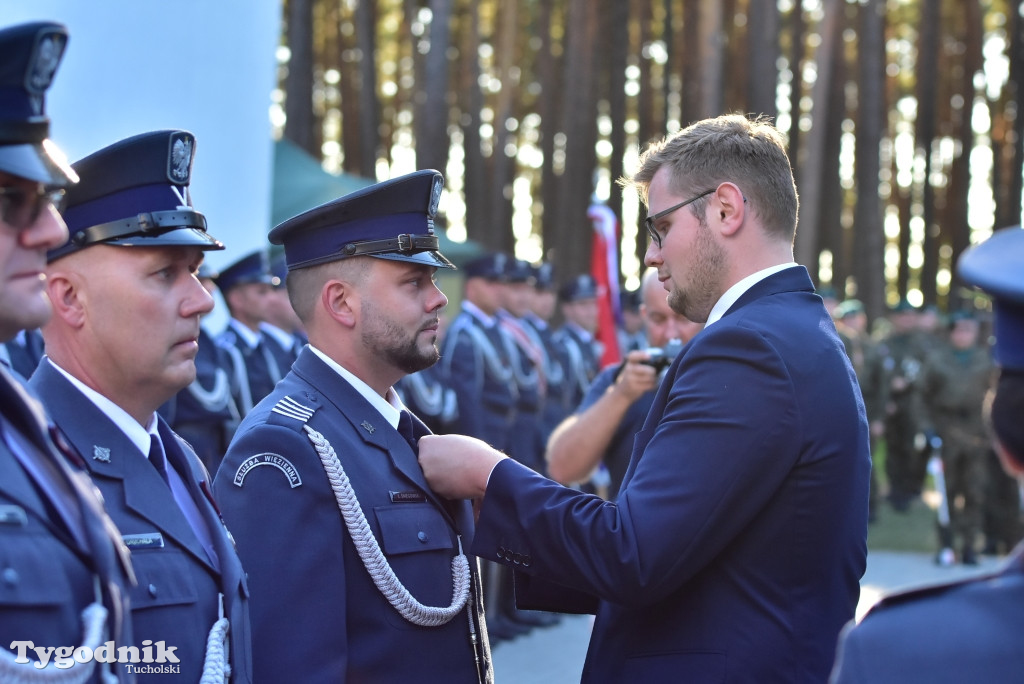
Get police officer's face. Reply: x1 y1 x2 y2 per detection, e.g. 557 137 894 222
359 259 448 375
0 171 68 341
54 244 213 408
644 167 725 324
642 277 702 347
562 298 599 334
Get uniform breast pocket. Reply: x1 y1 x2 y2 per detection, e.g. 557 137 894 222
0 523 77 608
127 546 200 610
374 504 454 556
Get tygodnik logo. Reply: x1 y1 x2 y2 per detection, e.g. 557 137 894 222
8 639 181 674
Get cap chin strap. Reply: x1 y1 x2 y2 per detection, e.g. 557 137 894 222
0 118 48 144
71 209 208 247
340 233 440 257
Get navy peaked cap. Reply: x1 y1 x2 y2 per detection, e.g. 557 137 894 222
269 169 454 271
215 250 277 293
559 274 599 302
533 262 555 291
504 258 534 284
0 21 77 185
49 130 224 261
956 225 1024 370
462 253 508 281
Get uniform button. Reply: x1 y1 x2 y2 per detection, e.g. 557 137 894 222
512 553 523 565
417 531 429 543
148 584 158 598
522 556 532 567
2 568 18 586
497 546 507 559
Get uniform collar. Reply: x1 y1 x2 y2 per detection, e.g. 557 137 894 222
307 345 404 429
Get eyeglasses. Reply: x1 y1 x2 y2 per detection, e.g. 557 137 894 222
644 189 714 249
0 185 66 230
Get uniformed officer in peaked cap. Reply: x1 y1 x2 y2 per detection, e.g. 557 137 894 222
832 225 1024 684
29 130 253 682
214 249 282 414
214 169 493 682
554 273 602 410
0 21 136 682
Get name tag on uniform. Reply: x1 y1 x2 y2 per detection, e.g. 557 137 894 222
122 532 165 550
389 490 426 504
0 505 27 526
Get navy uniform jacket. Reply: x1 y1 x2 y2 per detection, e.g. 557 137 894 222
0 367 135 682
497 312 546 472
830 545 1024 683
216 322 281 415
473 267 871 682
29 361 253 683
439 306 516 451
523 313 570 439
552 323 600 411
395 365 458 435
213 348 491 683
165 328 240 474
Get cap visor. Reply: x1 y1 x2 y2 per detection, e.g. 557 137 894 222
0 141 78 186
107 227 225 251
373 250 456 270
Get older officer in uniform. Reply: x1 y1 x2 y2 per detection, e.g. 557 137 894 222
214 170 492 683
831 225 1024 683
164 263 241 474
30 130 252 682
0 21 134 682
214 250 281 415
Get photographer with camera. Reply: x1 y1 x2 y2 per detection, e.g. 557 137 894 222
546 269 702 499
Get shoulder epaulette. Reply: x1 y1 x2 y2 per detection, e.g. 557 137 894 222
267 394 320 431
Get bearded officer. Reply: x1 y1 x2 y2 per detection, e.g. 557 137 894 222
0 20 134 682
30 130 252 682
213 169 492 683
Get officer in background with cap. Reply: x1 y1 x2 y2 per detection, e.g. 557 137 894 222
438 252 526 642
213 170 492 682
214 249 282 416
30 130 252 682
163 262 242 474
553 273 602 411
258 250 306 374
0 21 135 681
831 225 1024 683
523 261 570 440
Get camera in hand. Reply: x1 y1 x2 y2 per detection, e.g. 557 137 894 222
638 339 684 372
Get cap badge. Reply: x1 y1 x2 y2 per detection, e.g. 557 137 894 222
25 29 65 96
428 174 443 218
167 132 195 184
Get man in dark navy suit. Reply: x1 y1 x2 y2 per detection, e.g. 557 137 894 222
420 114 871 682
214 170 492 683
831 226 1024 683
0 20 135 682
31 130 252 682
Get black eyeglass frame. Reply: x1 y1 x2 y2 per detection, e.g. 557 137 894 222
644 188 715 248
0 185 66 230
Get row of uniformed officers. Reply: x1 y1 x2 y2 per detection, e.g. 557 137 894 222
0 19 612 682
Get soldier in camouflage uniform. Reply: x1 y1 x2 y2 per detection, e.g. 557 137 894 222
878 300 929 511
921 312 995 564
835 299 887 521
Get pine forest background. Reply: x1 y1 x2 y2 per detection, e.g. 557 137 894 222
273 0 1024 325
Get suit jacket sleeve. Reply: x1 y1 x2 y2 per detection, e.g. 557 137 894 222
473 322 804 606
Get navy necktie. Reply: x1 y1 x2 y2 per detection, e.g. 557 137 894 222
148 434 171 487
397 410 418 453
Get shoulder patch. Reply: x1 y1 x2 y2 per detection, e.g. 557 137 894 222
233 453 303 488
267 394 320 431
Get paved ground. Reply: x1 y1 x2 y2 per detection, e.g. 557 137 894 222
491 550 1006 682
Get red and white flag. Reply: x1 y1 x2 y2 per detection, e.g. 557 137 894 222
588 201 622 367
